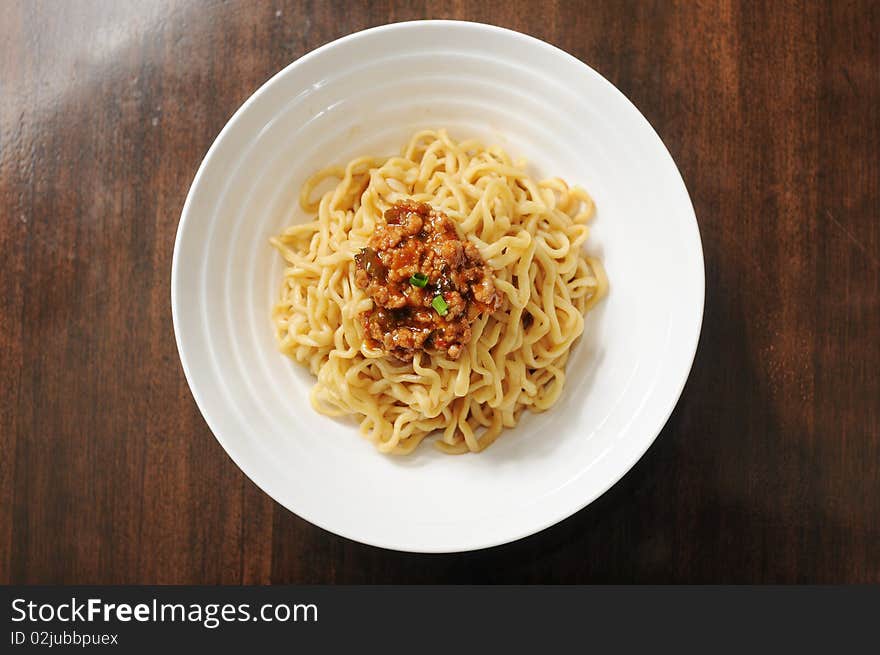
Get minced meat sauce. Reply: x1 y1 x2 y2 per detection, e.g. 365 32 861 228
354 200 501 361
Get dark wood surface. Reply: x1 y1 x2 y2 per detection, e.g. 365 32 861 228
2 0 878 584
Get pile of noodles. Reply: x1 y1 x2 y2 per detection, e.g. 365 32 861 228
271 130 606 454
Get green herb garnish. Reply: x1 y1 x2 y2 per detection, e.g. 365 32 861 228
431 295 449 316
409 272 428 288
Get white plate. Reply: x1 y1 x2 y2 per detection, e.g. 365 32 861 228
172 20 704 553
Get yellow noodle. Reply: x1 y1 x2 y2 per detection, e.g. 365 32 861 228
270 130 607 454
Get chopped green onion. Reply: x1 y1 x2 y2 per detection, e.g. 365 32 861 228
432 295 449 316
409 272 428 288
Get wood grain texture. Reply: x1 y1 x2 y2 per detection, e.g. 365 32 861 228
1 0 877 584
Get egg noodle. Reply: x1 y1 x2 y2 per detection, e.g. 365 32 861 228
270 130 607 454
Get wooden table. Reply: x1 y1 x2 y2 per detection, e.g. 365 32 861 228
2 1 878 584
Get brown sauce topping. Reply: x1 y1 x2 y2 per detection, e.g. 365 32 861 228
354 201 501 361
